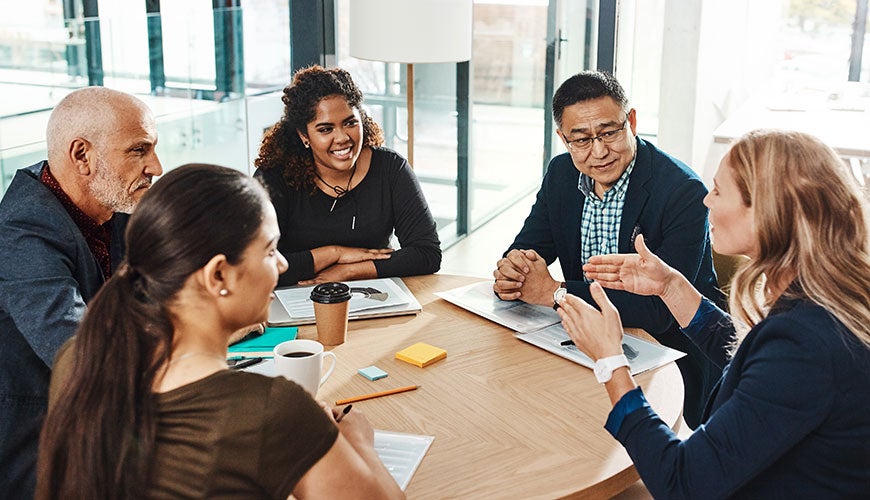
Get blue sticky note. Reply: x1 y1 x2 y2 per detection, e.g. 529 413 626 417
358 366 388 381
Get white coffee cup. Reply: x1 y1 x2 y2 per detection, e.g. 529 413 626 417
273 339 336 396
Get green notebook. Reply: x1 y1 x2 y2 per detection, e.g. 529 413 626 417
228 326 298 356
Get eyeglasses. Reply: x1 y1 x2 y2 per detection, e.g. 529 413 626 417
562 118 628 152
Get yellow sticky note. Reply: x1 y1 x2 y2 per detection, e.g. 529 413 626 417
395 342 447 368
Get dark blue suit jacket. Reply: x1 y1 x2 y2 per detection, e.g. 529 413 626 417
615 297 870 499
508 138 722 427
509 138 720 332
0 162 127 499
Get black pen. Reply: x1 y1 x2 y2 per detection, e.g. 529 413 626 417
560 341 639 360
228 357 263 370
335 404 352 423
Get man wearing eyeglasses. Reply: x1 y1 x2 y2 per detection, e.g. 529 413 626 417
493 71 722 429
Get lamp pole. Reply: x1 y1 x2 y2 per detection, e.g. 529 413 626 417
407 63 415 167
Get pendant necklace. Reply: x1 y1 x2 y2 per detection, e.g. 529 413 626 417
315 164 357 212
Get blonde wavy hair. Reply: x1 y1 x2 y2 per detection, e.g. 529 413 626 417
725 129 870 348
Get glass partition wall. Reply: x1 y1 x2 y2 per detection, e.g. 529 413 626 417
2 0 867 239
335 0 593 247
0 0 289 195
1 0 592 250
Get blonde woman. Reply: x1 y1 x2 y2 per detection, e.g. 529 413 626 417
558 129 870 498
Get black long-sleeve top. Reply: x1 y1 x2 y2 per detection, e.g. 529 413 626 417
255 147 441 287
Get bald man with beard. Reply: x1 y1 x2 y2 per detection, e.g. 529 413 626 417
0 87 162 498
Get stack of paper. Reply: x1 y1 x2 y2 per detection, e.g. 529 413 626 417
269 278 422 326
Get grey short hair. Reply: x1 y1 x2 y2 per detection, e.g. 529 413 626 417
46 87 149 164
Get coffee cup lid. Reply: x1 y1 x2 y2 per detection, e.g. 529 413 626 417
310 282 352 303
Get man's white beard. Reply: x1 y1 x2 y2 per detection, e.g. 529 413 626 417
87 154 142 214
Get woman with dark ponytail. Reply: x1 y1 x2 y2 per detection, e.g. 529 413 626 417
36 164 404 499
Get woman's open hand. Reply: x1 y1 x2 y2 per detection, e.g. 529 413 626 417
581 234 675 297
556 283 624 361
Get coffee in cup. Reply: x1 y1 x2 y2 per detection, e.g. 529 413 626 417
273 339 336 396
282 351 315 358
310 282 352 346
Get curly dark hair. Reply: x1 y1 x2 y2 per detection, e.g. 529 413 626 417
255 65 384 192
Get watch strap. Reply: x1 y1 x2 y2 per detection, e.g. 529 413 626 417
594 354 630 383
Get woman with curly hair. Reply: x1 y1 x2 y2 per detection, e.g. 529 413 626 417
560 129 870 498
255 65 441 287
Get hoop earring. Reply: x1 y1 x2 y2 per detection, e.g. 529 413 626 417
302 140 310 149
219 289 229 296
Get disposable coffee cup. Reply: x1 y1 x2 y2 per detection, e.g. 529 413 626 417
273 339 336 397
310 282 352 346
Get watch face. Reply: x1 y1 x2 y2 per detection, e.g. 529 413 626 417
594 360 612 383
554 287 567 302
593 363 607 380
594 355 630 383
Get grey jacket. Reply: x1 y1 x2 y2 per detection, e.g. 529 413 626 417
0 161 127 498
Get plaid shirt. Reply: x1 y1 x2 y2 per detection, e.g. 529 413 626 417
579 159 635 280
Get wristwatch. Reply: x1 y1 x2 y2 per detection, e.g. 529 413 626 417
552 282 567 310
593 354 630 383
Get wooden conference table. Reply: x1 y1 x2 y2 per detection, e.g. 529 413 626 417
295 274 684 499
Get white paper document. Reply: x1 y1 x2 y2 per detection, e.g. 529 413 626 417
437 280 685 374
269 278 422 326
435 280 561 333
516 324 685 375
374 430 434 491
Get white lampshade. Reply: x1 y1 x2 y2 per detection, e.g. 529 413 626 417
350 0 472 63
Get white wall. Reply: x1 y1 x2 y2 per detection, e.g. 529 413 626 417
619 0 783 184
688 0 781 184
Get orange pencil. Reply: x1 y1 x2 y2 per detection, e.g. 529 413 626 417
335 385 420 405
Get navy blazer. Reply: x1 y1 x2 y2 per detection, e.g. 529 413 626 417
509 138 721 335
615 297 870 498
0 161 127 498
